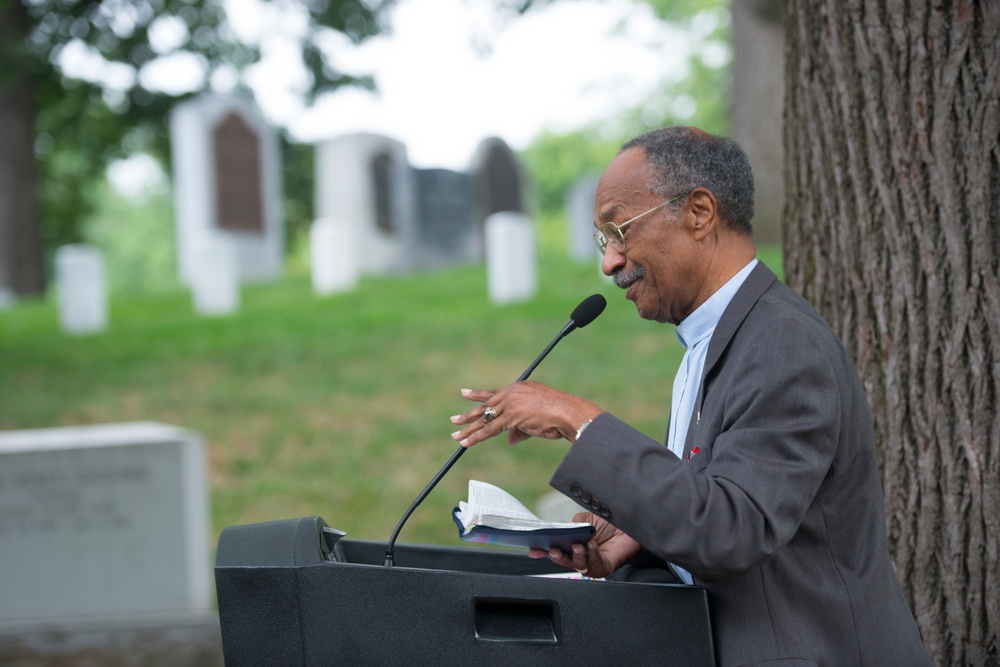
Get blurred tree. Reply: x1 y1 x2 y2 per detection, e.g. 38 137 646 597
519 128 620 218
628 0 731 136
519 0 731 221
784 2 999 664
84 172 176 294
730 0 783 244
0 0 388 298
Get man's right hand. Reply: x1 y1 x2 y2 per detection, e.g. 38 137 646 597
529 512 642 579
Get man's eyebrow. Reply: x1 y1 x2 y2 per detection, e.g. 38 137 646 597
597 205 623 224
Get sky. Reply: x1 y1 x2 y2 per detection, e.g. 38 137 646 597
231 0 699 169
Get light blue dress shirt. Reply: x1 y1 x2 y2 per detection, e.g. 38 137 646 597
666 258 757 583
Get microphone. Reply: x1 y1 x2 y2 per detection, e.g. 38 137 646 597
383 293 607 566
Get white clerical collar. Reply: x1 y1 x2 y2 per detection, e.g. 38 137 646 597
675 258 758 349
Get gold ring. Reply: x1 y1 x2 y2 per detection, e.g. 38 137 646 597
483 406 499 423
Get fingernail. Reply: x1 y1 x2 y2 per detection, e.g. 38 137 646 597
450 415 461 423
460 388 472 396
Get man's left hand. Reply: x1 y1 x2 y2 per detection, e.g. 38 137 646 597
450 381 602 447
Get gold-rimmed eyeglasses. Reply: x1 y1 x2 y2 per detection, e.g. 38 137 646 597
593 192 687 255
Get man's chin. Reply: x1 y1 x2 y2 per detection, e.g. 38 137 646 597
626 288 657 321
633 304 657 321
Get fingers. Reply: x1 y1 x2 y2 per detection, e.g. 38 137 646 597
544 547 573 570
449 389 499 426
450 407 502 449
569 541 593 574
450 383 593 447
451 419 503 448
460 387 495 403
539 539 599 574
449 388 506 448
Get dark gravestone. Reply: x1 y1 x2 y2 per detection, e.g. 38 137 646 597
473 138 526 220
412 168 476 260
470 138 527 261
370 151 397 235
213 112 264 234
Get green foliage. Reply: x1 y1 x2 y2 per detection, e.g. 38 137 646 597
613 0 732 136
533 209 571 258
12 0 389 250
611 51 732 139
519 128 621 217
281 139 316 252
33 78 173 248
644 0 727 23
83 178 179 294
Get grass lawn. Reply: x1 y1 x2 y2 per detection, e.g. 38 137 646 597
0 247 781 550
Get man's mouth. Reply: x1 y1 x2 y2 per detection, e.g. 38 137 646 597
613 265 645 290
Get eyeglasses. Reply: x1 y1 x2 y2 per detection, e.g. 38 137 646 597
593 192 687 255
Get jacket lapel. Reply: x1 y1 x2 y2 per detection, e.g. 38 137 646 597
682 262 777 460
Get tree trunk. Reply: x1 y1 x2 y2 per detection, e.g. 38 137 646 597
0 0 45 299
783 1 999 664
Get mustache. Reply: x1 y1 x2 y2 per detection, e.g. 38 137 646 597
613 264 646 289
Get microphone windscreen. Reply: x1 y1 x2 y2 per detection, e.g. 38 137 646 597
570 294 607 328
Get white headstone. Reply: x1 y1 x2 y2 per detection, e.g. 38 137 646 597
190 235 239 315
314 133 415 275
566 174 601 261
0 422 211 622
55 244 108 335
0 287 15 312
485 212 536 304
170 94 284 286
310 217 360 295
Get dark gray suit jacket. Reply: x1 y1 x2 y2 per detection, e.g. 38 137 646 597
551 263 930 667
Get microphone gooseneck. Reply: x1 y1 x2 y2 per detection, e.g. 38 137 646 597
383 294 607 566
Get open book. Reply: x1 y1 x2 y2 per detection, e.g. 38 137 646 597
452 480 596 552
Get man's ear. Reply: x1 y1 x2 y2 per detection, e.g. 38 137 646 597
687 188 718 240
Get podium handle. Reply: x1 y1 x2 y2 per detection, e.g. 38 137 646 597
474 599 559 644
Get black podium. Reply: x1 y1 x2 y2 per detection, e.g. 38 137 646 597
215 516 715 666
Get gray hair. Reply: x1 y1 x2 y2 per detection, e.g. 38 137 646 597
621 127 755 236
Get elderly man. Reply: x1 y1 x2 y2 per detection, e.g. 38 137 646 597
451 127 930 666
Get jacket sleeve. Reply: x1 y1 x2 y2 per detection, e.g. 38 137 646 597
550 314 843 581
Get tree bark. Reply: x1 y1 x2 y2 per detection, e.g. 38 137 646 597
783 1 999 664
0 0 45 298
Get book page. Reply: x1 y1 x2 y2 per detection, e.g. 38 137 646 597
453 481 597 550
467 480 539 520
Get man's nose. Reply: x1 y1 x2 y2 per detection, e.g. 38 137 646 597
601 245 625 277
